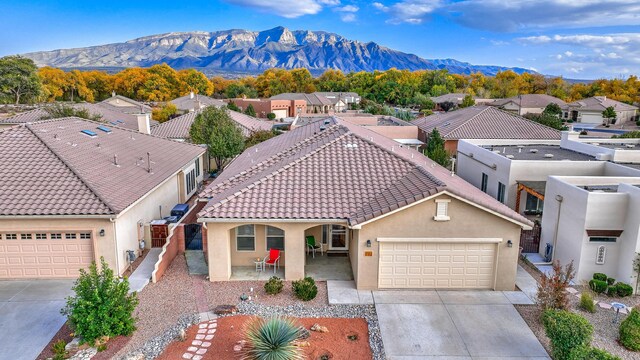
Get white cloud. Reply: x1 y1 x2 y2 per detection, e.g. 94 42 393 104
341 13 357 22
373 0 640 31
333 4 359 22
224 0 328 18
520 32 640 76
337 5 359 12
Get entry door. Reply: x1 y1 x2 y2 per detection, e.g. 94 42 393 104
329 225 348 250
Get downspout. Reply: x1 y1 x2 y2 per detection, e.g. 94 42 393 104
550 194 564 263
111 218 121 276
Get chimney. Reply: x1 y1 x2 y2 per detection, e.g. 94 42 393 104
193 99 201 112
136 113 151 134
112 91 116 97
190 91 195 99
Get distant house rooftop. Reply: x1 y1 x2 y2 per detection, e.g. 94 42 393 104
566 96 638 112
170 92 226 111
482 144 595 161
491 94 567 108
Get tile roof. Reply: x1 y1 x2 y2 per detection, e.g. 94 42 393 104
100 95 152 113
491 94 567 108
412 106 561 140
170 93 226 111
431 93 472 104
0 117 205 216
151 109 273 139
567 96 638 112
270 93 333 106
198 117 532 227
0 108 50 124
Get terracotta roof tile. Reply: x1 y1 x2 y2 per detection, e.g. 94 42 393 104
0 117 205 216
491 94 567 108
413 106 561 140
0 108 50 124
199 117 531 227
151 109 273 139
170 94 226 111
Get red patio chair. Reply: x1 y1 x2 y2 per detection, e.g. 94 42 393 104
264 248 281 273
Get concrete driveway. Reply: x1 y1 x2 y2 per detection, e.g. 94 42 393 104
375 290 549 360
0 280 74 360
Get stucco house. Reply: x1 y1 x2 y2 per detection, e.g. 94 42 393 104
412 105 561 153
170 92 226 114
564 96 638 124
197 117 532 291
0 117 205 279
490 94 567 116
270 93 334 114
541 176 640 286
229 98 307 119
100 92 152 114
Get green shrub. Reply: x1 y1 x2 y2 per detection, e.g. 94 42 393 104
589 279 608 294
607 284 619 297
579 292 596 313
242 316 303 360
264 276 284 295
52 339 67 360
620 308 640 351
267 112 276 120
616 282 634 297
593 273 608 282
568 345 621 360
61 257 138 345
542 309 593 360
292 277 318 301
607 277 616 286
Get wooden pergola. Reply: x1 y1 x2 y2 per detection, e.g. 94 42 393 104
515 181 546 213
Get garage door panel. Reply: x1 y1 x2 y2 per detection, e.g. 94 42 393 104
379 241 497 289
0 236 93 279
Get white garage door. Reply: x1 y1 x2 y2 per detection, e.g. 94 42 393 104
378 240 498 289
0 231 94 279
272 109 288 119
579 113 603 124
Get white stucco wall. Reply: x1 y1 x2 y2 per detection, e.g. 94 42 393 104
617 184 640 285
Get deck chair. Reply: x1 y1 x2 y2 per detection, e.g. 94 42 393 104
264 248 281 273
306 235 322 258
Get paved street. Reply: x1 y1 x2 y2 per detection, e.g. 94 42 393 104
0 280 74 360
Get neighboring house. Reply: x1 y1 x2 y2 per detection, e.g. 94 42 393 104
314 92 361 111
336 114 424 150
151 109 274 141
229 98 307 119
541 176 640 286
0 104 157 133
0 117 205 279
564 96 638 124
431 93 493 108
270 93 334 114
0 108 50 130
197 117 532 291
412 105 561 153
100 92 152 114
170 92 226 113
490 94 567 116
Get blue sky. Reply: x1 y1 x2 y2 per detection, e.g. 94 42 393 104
2 0 640 79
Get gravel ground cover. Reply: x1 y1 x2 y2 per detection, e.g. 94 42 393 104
516 259 640 359
115 255 199 359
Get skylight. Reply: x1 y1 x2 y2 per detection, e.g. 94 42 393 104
110 121 118 125
81 130 97 137
97 125 112 133
116 120 125 124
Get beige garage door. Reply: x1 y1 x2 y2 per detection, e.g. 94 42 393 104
272 109 288 119
0 231 94 279
378 240 497 289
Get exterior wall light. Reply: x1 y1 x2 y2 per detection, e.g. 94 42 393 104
507 240 513 248
366 239 372 248
99 229 105 237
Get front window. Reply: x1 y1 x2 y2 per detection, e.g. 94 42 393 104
497 182 506 203
236 225 255 251
65 233 77 239
4 233 17 240
21 233 32 240
590 237 617 243
266 226 285 251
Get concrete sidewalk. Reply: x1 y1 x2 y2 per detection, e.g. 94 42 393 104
128 248 161 293
515 264 539 303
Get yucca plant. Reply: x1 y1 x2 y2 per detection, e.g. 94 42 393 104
241 316 303 360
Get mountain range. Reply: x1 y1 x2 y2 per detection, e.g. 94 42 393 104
23 26 534 77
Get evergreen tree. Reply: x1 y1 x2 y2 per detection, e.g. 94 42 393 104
425 129 451 167
244 104 256 117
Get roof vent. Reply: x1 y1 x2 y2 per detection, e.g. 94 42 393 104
530 149 538 153
97 125 112 133
493 150 501 154
324 119 330 125
442 122 451 127
544 153 554 158
345 143 358 149
517 145 524 148
626 144 635 148
81 129 97 138
319 126 326 131
506 155 515 159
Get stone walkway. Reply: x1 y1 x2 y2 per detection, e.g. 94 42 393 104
129 248 162 293
181 317 217 360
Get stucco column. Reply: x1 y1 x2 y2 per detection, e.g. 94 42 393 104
207 224 232 281
284 225 306 281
